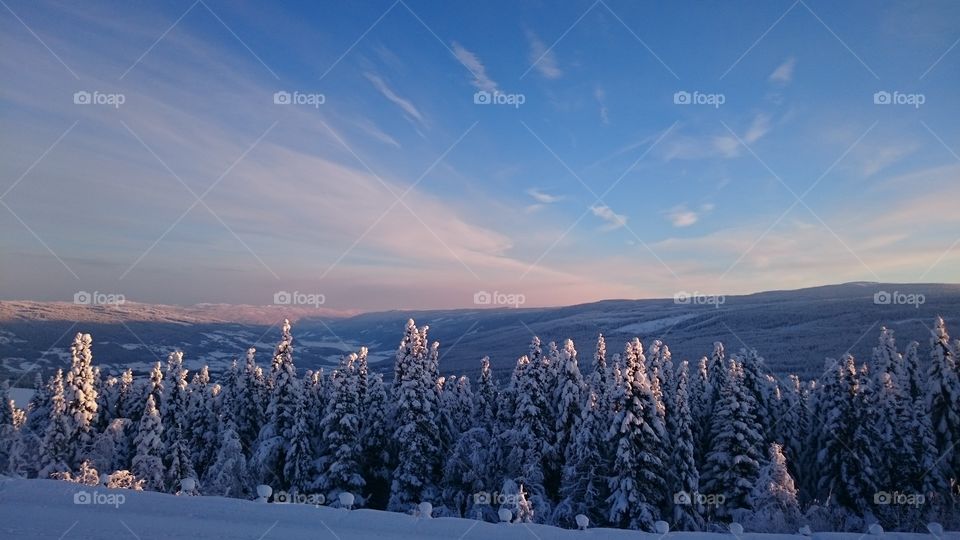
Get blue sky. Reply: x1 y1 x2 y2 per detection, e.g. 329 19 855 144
1 0 959 311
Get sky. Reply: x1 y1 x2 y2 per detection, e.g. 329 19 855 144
1 0 959 311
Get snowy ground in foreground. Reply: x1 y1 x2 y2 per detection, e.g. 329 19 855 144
1 478 957 540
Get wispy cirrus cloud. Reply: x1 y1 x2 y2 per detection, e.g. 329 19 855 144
526 31 562 79
525 188 562 213
363 72 426 126
591 204 627 231
769 57 796 85
666 203 713 228
451 42 498 92
527 188 562 204
595 86 610 124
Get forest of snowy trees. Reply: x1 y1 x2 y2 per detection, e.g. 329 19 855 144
0 316 958 533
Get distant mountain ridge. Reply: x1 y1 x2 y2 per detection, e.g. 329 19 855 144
1 282 958 383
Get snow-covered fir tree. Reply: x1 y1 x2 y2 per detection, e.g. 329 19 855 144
442 426 493 518
473 356 498 434
285 377 316 496
505 354 553 521
360 372 390 508
554 389 607 529
39 369 72 478
0 381 15 473
700 358 763 520
237 348 265 452
389 320 442 512
553 339 584 473
253 320 300 489
814 355 878 514
745 443 800 532
668 360 703 530
927 316 960 491
606 338 668 530
161 351 194 490
186 366 218 480
132 395 165 491
9 373 52 477
64 333 98 467
318 354 364 501
591 333 608 403
204 418 252 498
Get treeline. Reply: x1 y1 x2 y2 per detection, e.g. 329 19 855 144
0 317 958 532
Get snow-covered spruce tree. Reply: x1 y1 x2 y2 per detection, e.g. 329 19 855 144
9 373 52 477
303 368 326 441
553 338 584 477
39 370 72 478
870 329 918 492
360 372 390 509
452 376 475 434
736 348 779 446
606 338 668 530
132 395 165 491
187 366 218 479
204 418 252 498
700 358 764 521
647 339 673 424
253 320 300 490
590 333 608 404
927 316 960 491
688 355 710 464
778 374 808 491
473 356 498 434
668 360 703 531
555 390 607 529
0 381 15 473
89 418 133 474
162 351 194 490
902 340 925 402
285 377 316 497
506 354 553 521
141 362 164 423
64 333 98 467
706 342 727 409
437 377 458 456
745 442 800 532
318 355 364 501
535 340 561 501
442 426 493 519
237 348 265 452
98 375 119 428
389 319 442 512
814 355 878 515
117 368 138 421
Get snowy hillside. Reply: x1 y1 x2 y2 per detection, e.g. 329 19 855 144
1 478 955 540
